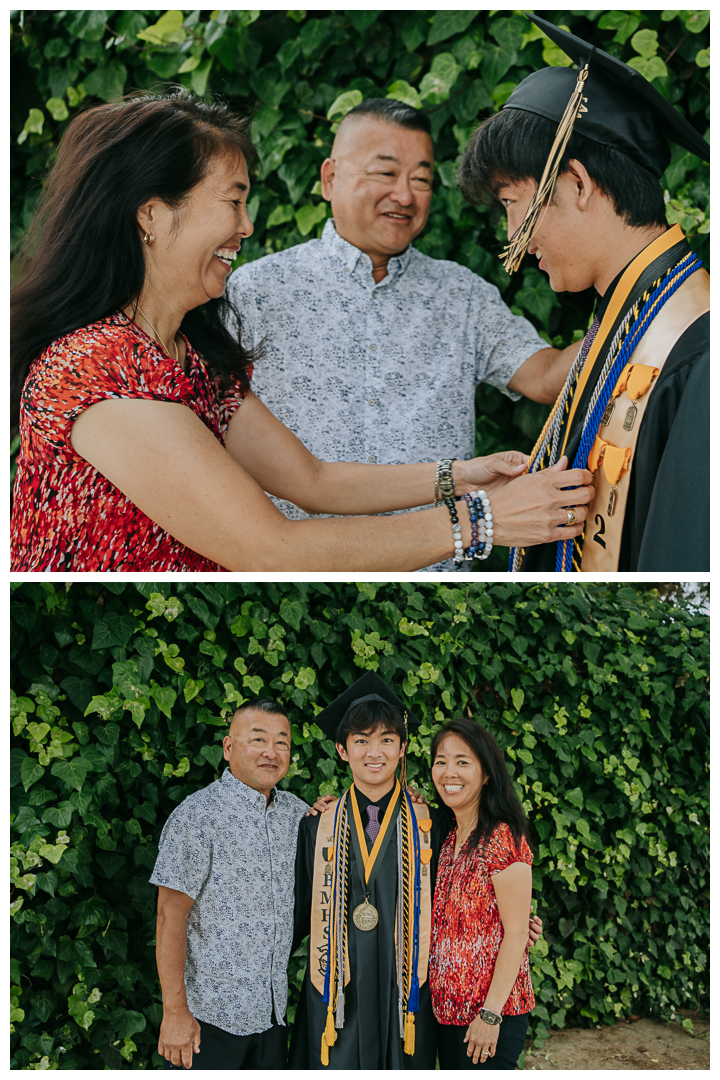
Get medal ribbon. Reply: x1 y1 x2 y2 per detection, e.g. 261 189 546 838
348 780 402 899
587 439 631 486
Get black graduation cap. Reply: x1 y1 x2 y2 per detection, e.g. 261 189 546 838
505 13 709 175
499 13 710 273
313 671 421 743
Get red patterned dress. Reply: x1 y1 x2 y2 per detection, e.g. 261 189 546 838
429 821 535 1023
11 315 250 571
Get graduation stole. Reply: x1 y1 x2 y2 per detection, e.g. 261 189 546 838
309 781 432 1066
508 225 707 572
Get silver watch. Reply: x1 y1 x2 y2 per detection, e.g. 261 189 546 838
478 1007 503 1026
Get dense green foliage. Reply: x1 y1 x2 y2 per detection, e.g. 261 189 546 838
10 581 709 1068
10 11 711 566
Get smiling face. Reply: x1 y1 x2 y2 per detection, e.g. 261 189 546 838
137 151 254 313
222 707 291 798
337 725 406 799
431 733 486 817
497 165 599 293
321 116 434 263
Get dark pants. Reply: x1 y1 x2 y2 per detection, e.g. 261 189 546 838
437 1013 530 1070
164 1018 287 1070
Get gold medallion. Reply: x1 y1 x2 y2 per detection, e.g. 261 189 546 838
352 900 379 931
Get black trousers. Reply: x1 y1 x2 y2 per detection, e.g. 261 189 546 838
437 1013 529 1070
164 1018 287 1070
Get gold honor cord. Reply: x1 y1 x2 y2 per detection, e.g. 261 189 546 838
500 64 589 274
348 780 402 930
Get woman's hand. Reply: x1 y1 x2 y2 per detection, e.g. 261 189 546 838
489 456 594 547
406 785 427 806
464 1014 500 1064
455 451 528 495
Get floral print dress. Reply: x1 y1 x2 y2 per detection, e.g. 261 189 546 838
11 315 249 571
429 821 535 1024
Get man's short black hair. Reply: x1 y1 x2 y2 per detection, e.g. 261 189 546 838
457 107 667 230
233 698 288 720
341 97 431 137
335 699 407 750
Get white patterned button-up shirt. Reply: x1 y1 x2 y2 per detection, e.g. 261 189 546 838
228 219 546 571
150 768 308 1036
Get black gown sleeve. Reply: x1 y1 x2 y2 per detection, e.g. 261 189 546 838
292 812 320 954
631 318 709 570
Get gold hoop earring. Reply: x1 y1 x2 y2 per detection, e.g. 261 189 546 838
142 231 155 246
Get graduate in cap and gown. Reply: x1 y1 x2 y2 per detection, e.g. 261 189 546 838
288 672 444 1069
457 13 709 572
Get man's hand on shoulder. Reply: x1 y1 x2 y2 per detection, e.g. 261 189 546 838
307 794 337 816
158 1007 201 1068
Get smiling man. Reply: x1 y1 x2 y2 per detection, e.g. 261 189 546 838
228 98 578 571
150 699 308 1070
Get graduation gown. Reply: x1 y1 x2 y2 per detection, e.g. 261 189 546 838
288 787 450 1070
520 228 709 572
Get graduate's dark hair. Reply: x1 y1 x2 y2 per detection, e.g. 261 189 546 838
340 97 431 136
457 107 667 230
431 717 534 854
335 700 406 750
11 86 259 426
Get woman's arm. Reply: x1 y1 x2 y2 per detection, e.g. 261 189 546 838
224 391 526 512
70 398 593 570
464 861 532 1063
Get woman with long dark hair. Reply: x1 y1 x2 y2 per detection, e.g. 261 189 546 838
10 89 594 571
429 717 535 1070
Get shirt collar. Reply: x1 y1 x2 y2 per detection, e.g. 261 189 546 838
221 767 275 809
320 218 413 281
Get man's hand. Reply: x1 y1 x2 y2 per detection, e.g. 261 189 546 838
307 794 337 816
456 451 528 495
528 914 543 946
158 1007 201 1068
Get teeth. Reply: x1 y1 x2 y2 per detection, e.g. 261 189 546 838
444 784 463 792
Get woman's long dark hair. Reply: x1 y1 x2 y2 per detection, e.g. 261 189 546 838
431 716 534 854
11 88 259 425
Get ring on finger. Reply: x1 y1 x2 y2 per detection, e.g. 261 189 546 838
565 508 577 525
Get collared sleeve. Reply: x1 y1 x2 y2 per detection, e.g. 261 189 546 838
149 799 212 900
469 273 548 400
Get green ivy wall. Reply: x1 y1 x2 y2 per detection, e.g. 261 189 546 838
10 581 709 1069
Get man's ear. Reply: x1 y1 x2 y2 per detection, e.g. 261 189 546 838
335 740 348 762
320 158 336 202
564 158 596 211
399 741 407 758
222 734 232 761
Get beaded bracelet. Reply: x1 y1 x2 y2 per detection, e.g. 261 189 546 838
443 496 465 564
452 490 494 563
434 458 456 507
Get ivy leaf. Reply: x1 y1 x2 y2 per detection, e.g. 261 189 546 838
30 990 57 1024
280 599 304 631
21 756 45 792
481 44 515 89
295 202 327 236
82 59 128 102
60 676 98 714
627 55 668 82
385 81 423 110
51 757 93 792
327 89 363 120
199 745 224 771
419 53 461 104
598 11 641 45
117 1010 146 1039
427 10 478 46
10 748 29 787
515 268 560 325
150 685 177 719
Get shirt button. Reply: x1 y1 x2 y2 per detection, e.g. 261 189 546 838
372 291 377 298
361 257 367 263
369 455 376 462
371 345 376 351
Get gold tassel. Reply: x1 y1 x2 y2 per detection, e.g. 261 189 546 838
321 1006 336 1065
399 710 409 790
403 1011 416 1055
500 65 589 274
